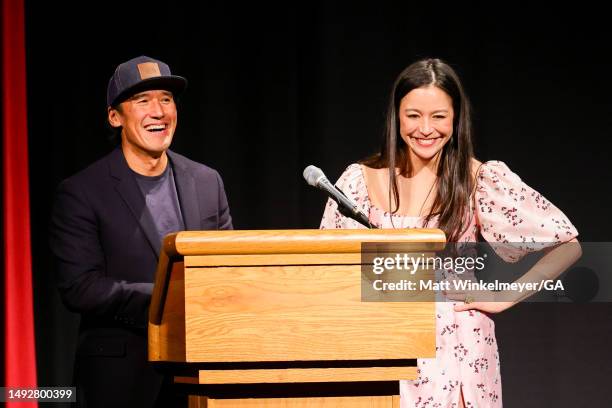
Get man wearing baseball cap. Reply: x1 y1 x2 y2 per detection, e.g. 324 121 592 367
50 56 233 407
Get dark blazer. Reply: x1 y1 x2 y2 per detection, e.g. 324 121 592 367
50 147 232 407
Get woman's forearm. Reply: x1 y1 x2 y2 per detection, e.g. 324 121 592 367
499 238 582 306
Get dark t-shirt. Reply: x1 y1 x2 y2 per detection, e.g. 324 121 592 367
133 163 185 245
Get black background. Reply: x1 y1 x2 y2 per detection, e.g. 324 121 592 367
16 1 612 406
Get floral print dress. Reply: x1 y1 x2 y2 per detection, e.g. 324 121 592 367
319 161 578 407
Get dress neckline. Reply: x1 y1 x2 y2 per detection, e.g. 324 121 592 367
355 164 429 219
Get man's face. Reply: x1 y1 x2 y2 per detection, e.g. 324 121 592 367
108 89 177 157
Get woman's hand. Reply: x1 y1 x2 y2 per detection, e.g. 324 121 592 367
445 238 582 314
453 299 514 314
444 289 515 314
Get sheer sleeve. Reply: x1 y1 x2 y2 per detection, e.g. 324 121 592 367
475 161 579 262
319 163 370 230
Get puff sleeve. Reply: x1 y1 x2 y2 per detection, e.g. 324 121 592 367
475 161 578 262
319 163 370 230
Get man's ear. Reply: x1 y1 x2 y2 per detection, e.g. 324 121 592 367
107 106 123 128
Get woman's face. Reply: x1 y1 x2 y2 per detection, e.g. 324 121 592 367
398 85 454 162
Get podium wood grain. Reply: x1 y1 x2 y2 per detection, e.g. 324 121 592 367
184 264 434 362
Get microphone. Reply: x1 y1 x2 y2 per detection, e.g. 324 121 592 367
303 165 375 229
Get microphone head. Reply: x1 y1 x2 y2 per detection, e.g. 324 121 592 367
303 165 325 187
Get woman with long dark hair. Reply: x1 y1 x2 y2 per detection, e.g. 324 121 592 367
320 58 581 407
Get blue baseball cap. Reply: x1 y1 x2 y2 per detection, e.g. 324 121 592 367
106 56 187 107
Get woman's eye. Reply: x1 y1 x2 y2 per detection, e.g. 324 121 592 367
433 115 447 120
407 114 419 119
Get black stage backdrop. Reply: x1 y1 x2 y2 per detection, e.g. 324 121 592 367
21 2 612 407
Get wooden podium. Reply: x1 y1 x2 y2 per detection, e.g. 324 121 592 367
148 229 444 407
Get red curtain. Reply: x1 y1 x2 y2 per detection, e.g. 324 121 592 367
2 0 38 405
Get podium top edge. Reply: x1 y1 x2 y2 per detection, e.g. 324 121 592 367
163 229 446 256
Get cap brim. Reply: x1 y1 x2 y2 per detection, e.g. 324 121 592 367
110 75 187 107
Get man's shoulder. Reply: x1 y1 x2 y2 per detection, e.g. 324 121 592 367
168 150 221 179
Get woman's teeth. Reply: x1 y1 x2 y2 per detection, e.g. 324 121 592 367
413 137 437 146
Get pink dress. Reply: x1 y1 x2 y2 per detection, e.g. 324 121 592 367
319 161 578 407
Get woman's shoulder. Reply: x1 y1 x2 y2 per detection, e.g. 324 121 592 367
472 158 515 173
334 163 369 195
330 163 370 209
471 159 519 184
337 163 365 183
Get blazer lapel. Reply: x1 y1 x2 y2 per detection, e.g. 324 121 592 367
108 148 161 256
168 150 201 230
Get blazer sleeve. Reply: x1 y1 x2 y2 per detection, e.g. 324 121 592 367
215 170 233 230
49 179 152 328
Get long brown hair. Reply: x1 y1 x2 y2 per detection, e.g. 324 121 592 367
362 58 475 242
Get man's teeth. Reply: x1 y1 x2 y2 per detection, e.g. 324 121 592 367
146 124 166 131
